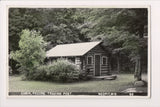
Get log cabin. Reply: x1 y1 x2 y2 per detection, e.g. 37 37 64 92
46 41 110 77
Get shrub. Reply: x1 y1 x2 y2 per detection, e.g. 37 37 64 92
24 59 80 82
47 59 80 82
31 65 49 81
21 65 49 81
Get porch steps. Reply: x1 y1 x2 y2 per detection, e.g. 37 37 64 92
92 75 117 80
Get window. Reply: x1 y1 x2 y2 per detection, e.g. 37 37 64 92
75 57 80 65
102 57 107 65
87 56 92 64
75 57 81 69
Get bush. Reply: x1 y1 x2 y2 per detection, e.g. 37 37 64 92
24 59 80 82
31 65 49 81
22 65 49 81
47 59 80 82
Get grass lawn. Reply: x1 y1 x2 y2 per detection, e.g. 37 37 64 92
9 74 147 93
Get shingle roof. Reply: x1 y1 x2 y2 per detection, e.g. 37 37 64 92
46 41 101 57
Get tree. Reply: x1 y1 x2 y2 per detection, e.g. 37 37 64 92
9 8 44 52
42 8 88 50
9 8 45 73
112 9 148 81
10 29 46 76
83 8 148 81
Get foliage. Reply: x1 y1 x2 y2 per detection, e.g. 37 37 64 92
9 8 89 72
85 8 148 79
9 8 44 52
47 59 80 82
25 59 80 82
42 8 90 50
10 29 46 76
85 8 147 38
23 65 48 81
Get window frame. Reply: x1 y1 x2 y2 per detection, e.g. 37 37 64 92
102 56 108 65
87 56 93 65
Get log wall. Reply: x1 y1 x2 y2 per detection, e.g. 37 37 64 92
83 44 109 76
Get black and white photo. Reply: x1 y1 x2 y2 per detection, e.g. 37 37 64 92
8 7 149 97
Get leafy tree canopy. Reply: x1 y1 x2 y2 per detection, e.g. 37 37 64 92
10 29 46 73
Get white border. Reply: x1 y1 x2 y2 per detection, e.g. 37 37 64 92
1 0 159 107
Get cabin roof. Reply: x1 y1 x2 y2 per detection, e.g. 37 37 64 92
46 41 102 57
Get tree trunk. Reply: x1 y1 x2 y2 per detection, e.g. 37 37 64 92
117 57 120 73
134 25 144 81
134 56 142 81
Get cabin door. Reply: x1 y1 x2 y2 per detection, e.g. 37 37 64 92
95 55 100 76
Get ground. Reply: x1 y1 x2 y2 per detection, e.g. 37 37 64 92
9 74 147 93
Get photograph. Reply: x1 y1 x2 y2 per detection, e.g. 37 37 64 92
8 7 149 97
